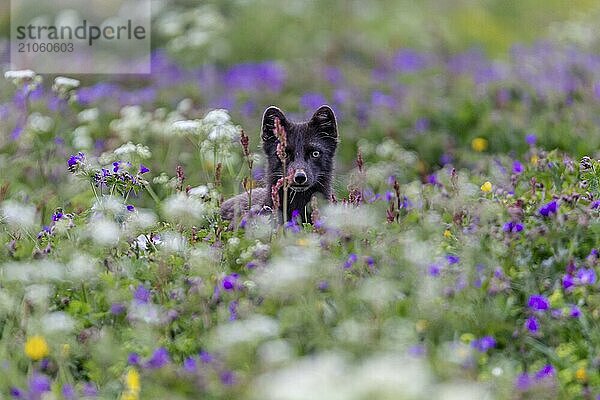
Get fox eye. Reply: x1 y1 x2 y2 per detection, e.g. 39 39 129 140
311 150 320 158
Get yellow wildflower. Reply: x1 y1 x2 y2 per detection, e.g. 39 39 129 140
471 138 488 152
481 181 492 193
121 392 138 400
575 367 587 382
415 319 428 333
121 368 141 400
443 229 452 238
530 154 539 165
24 335 49 360
126 369 141 393
296 238 309 247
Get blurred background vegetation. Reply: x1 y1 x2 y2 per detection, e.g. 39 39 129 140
2 0 600 65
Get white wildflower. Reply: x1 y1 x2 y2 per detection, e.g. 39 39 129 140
159 231 187 253
89 217 120 246
136 143 152 159
177 98 193 113
128 302 163 324
66 253 99 281
436 382 493 400
1 200 36 229
203 109 230 125
113 142 137 156
162 193 206 224
27 112 54 132
4 69 36 81
254 247 319 294
72 126 92 149
0 290 16 315
170 119 202 135
1 260 64 282
153 173 170 185
53 76 80 90
211 314 279 349
24 284 52 307
78 108 99 123
40 312 75 333
91 196 126 216
320 204 375 232
126 209 157 231
358 277 404 309
188 185 209 198
351 353 431 399
258 339 293 366
253 352 351 400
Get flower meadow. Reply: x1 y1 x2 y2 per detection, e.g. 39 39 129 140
3 38 600 399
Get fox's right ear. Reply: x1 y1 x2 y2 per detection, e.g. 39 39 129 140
261 106 287 142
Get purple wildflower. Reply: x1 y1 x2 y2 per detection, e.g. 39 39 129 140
414 117 430 133
471 336 496 352
446 255 460 264
527 295 550 312
62 384 76 400
515 373 532 391
535 364 555 380
183 357 197 373
365 256 375 268
29 374 51 394
67 152 85 172
525 316 539 333
407 344 426 357
228 300 238 321
133 285 151 304
539 200 557 217
222 273 239 291
110 303 126 315
145 347 170 369
127 205 135 212
139 164 150 174
199 351 213 363
512 160 524 174
502 221 524 233
576 268 596 285
427 174 438 185
9 387 23 399
428 264 441 277
82 382 98 397
525 134 537 146
569 306 581 318
220 370 236 386
344 253 358 269
562 274 574 291
128 352 141 366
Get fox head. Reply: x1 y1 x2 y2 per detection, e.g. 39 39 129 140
261 105 338 210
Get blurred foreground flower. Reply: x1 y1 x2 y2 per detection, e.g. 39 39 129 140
471 137 488 152
24 335 49 360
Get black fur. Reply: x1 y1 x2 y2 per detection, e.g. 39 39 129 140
221 105 338 226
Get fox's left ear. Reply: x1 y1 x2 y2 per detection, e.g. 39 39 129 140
310 105 338 141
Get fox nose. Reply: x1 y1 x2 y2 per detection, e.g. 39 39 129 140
293 170 307 185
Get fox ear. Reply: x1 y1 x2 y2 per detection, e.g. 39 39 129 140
262 106 286 142
310 105 338 140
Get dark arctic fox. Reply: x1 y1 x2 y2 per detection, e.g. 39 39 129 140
221 105 338 225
